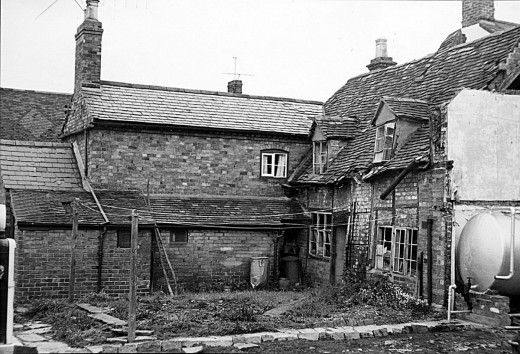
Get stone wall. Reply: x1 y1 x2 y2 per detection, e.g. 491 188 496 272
84 128 310 197
14 227 152 301
152 228 276 291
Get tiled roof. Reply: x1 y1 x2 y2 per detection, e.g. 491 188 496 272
325 26 520 119
0 139 83 190
0 88 71 142
373 97 430 124
313 116 358 139
82 81 323 136
372 125 430 175
149 194 305 227
91 190 155 225
292 26 520 185
10 189 155 226
10 189 105 225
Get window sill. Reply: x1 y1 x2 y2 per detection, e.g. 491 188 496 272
308 254 330 262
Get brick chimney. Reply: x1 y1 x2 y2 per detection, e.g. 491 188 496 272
462 0 494 28
227 80 243 94
367 38 397 72
74 0 103 95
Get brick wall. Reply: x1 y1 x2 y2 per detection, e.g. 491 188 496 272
462 0 494 28
152 228 276 291
85 128 310 197
14 227 151 301
296 167 451 305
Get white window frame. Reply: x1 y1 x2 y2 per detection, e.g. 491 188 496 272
261 151 287 178
313 141 328 174
374 122 395 163
309 212 332 258
375 226 418 276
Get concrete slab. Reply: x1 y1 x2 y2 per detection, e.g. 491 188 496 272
16 333 47 342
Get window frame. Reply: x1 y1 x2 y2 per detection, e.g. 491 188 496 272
374 122 395 163
313 141 328 174
375 226 418 276
117 230 131 249
309 212 332 258
160 228 189 244
260 150 288 178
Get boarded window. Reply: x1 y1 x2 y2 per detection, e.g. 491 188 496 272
117 230 131 249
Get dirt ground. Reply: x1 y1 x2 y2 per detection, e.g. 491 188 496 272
203 327 518 354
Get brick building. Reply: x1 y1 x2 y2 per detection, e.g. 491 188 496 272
288 0 520 309
0 0 321 299
1 0 519 308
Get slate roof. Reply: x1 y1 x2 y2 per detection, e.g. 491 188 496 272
10 189 155 226
312 116 358 139
149 195 306 227
0 139 83 190
372 97 430 125
80 81 323 136
0 88 71 142
438 20 518 52
10 190 104 226
292 25 520 185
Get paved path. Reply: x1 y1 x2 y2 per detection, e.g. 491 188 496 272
11 318 483 353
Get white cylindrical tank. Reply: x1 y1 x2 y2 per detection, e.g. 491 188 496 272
456 211 520 296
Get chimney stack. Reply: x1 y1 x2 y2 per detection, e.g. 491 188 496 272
227 80 243 94
462 0 494 28
74 0 103 95
367 38 397 72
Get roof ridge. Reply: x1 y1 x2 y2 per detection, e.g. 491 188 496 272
0 86 71 97
98 80 323 106
0 139 72 148
148 193 291 201
382 96 430 104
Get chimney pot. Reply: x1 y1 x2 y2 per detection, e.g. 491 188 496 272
227 80 243 94
85 0 100 20
367 38 396 72
375 38 388 58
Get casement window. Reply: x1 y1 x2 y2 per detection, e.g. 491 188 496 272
117 230 131 249
160 228 188 243
313 141 328 174
374 122 395 163
261 151 287 178
375 226 418 276
309 212 332 258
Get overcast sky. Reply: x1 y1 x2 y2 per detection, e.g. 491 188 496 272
1 0 520 101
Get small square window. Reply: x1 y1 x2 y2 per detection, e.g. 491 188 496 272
117 230 131 248
161 229 188 243
261 152 287 178
375 226 418 276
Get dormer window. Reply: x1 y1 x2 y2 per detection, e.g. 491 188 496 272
374 122 395 163
261 150 287 178
313 141 328 174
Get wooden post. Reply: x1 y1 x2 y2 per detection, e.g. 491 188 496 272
128 210 138 343
68 199 79 303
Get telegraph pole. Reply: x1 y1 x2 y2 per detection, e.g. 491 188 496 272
128 210 138 343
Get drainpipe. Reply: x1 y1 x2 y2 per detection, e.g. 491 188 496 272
97 227 107 292
427 218 433 305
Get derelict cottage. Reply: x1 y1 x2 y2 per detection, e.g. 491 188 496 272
0 0 519 325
